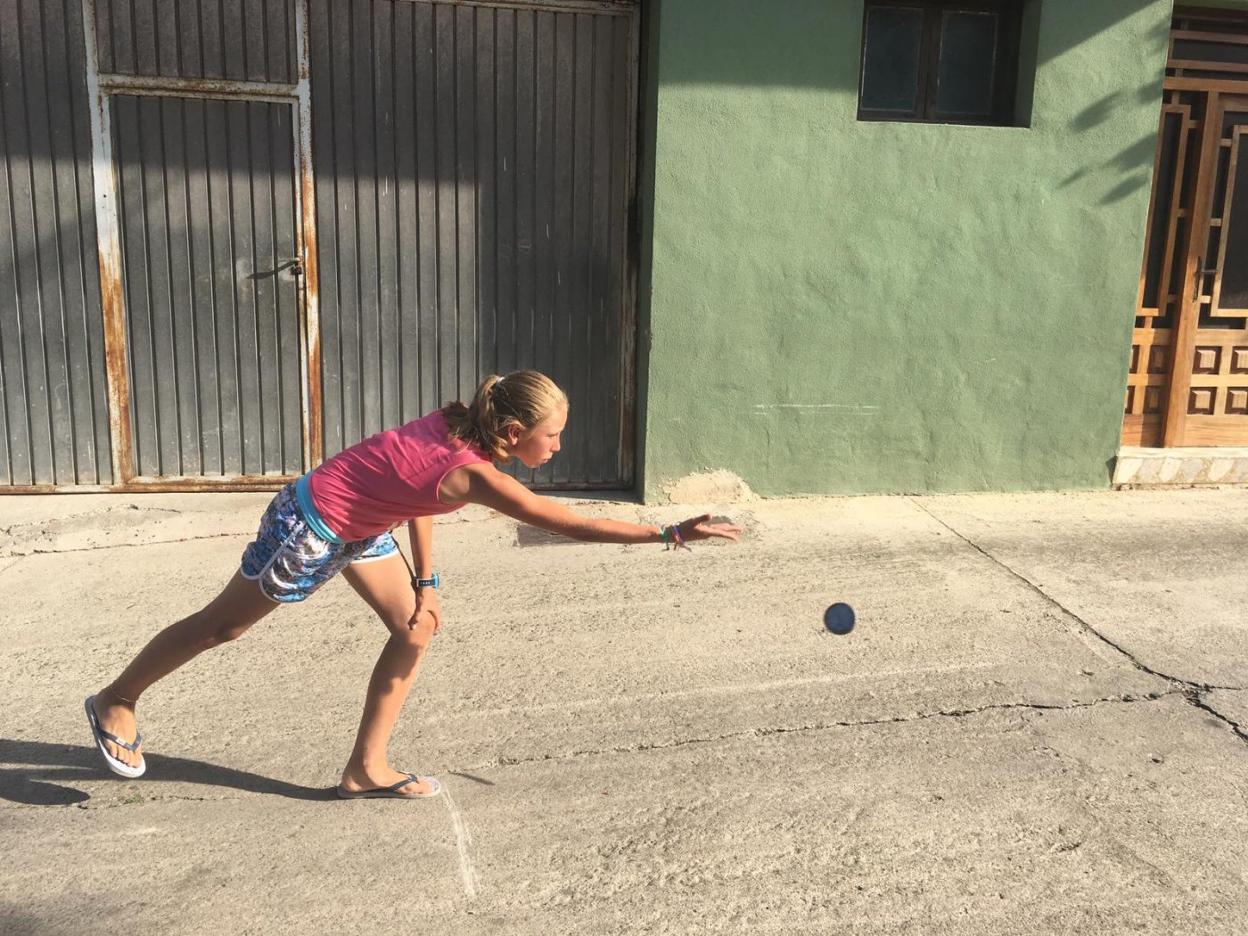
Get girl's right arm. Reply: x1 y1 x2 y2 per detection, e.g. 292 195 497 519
455 464 741 546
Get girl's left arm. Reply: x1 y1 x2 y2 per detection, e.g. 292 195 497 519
407 516 441 631
458 464 742 546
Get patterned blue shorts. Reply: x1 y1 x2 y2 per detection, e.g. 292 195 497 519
240 483 400 603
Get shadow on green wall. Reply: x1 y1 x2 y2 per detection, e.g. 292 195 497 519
654 1 1171 207
1061 127 1159 204
1061 81 1168 204
656 0 1166 92
651 2 1173 207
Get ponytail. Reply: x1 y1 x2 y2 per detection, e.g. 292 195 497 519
443 370 567 462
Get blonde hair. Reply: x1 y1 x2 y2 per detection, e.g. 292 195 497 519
443 370 568 462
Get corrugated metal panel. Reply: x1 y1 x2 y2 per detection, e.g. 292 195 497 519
95 0 297 84
0 0 113 486
112 94 304 477
309 0 637 487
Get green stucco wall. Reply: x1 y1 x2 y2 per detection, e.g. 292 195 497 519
638 0 1189 499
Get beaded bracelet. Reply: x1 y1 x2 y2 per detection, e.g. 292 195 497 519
660 524 690 551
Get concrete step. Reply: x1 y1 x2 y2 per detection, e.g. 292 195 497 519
1113 446 1248 486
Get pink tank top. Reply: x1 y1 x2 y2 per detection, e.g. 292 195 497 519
307 410 490 540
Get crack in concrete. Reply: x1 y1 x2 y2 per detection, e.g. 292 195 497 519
0 505 183 534
6 693 1236 811
0 793 234 811
0 556 24 577
480 690 1183 770
908 499 1198 683
907 499 1248 748
1185 690 1248 743
0 532 244 558
91 794 233 806
0 788 326 811
0 505 185 541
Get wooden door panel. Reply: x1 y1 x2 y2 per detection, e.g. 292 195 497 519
1123 96 1201 446
1182 94 1248 444
1123 12 1248 448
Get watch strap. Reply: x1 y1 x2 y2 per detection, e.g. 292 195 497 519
412 572 440 590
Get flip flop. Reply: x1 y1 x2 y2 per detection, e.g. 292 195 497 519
84 695 146 779
336 772 441 800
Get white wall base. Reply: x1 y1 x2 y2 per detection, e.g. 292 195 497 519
1113 447 1248 486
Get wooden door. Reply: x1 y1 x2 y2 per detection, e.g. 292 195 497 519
1123 11 1248 447
1176 93 1248 444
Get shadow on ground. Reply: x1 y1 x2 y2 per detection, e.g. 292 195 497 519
0 739 335 805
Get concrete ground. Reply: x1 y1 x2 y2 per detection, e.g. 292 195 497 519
0 487 1245 935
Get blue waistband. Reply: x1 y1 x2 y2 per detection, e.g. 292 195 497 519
294 473 344 544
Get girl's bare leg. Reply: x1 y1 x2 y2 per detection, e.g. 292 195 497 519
338 554 438 795
93 570 279 769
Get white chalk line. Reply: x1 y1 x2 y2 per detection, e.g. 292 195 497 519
441 782 481 898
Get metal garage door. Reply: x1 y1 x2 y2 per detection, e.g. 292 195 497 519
310 0 639 488
1 0 638 491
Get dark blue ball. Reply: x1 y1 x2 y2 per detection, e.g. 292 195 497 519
823 603 856 635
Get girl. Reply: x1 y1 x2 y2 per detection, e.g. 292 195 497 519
85 371 741 799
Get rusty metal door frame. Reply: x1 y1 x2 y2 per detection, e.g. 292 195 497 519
76 0 320 492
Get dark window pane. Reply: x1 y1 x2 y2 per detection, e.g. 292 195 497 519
860 7 924 113
1173 39 1248 68
934 11 998 117
1216 128 1248 313
1142 112 1183 309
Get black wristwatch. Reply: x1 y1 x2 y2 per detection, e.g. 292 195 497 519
412 572 440 590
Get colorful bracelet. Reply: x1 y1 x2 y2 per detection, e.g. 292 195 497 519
660 523 690 551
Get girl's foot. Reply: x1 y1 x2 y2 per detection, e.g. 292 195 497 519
338 765 437 797
92 688 143 770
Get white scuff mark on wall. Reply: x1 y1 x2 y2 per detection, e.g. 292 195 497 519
751 403 880 415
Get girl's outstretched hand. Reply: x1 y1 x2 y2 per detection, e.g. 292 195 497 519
676 514 743 544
